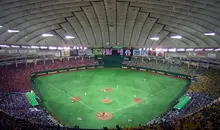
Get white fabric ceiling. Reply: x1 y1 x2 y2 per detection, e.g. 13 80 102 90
0 0 220 48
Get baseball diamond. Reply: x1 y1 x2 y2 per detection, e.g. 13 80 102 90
34 68 189 128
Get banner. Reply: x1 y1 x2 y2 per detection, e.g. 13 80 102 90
156 51 164 57
141 50 148 56
119 49 124 55
93 49 104 55
78 49 86 56
19 50 27 54
207 53 216 58
9 50 17 53
64 49 70 56
196 51 206 58
148 50 156 56
70 49 78 56
105 49 112 55
55 52 60 57
86 49 94 56
0 50 5 53
133 50 141 56
28 50 37 54
188 52 196 57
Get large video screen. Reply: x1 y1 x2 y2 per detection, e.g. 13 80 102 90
124 49 133 56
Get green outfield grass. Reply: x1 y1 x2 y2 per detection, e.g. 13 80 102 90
34 68 189 129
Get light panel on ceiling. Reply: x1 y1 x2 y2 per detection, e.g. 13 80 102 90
8 29 20 33
204 32 215 36
150 37 159 41
42 34 54 37
170 35 182 39
65 36 75 39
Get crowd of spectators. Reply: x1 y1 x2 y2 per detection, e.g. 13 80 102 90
122 57 220 130
0 56 98 129
0 93 57 127
1 56 220 129
0 57 97 92
138 98 220 130
124 57 220 97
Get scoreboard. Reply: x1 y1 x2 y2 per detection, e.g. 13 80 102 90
105 49 124 55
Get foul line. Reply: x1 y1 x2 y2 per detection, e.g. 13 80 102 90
46 83 98 112
112 85 176 114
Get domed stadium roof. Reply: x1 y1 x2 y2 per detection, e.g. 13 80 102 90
0 0 220 48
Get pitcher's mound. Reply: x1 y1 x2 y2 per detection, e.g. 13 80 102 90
96 112 113 120
105 88 113 92
102 98 112 104
134 97 144 103
71 96 81 102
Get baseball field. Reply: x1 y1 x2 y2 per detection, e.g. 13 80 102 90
34 68 189 128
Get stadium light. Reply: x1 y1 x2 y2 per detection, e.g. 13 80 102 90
149 48 152 51
64 47 70 50
186 48 194 51
11 45 20 48
76 47 79 49
49 46 57 50
42 34 54 37
0 45 10 48
170 35 182 39
155 48 162 51
139 48 142 51
21 46 30 48
84 47 87 50
31 46 39 49
40 46 47 49
195 48 203 51
204 48 213 51
8 29 20 33
177 48 185 51
80 47 83 49
169 48 176 52
73 46 76 49
58 47 64 50
204 32 215 36
150 37 159 41
143 48 146 50
214 48 220 51
65 36 75 39
0 25 2 28
162 49 168 52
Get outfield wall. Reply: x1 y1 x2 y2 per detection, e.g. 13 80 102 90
121 66 190 79
31 65 190 79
